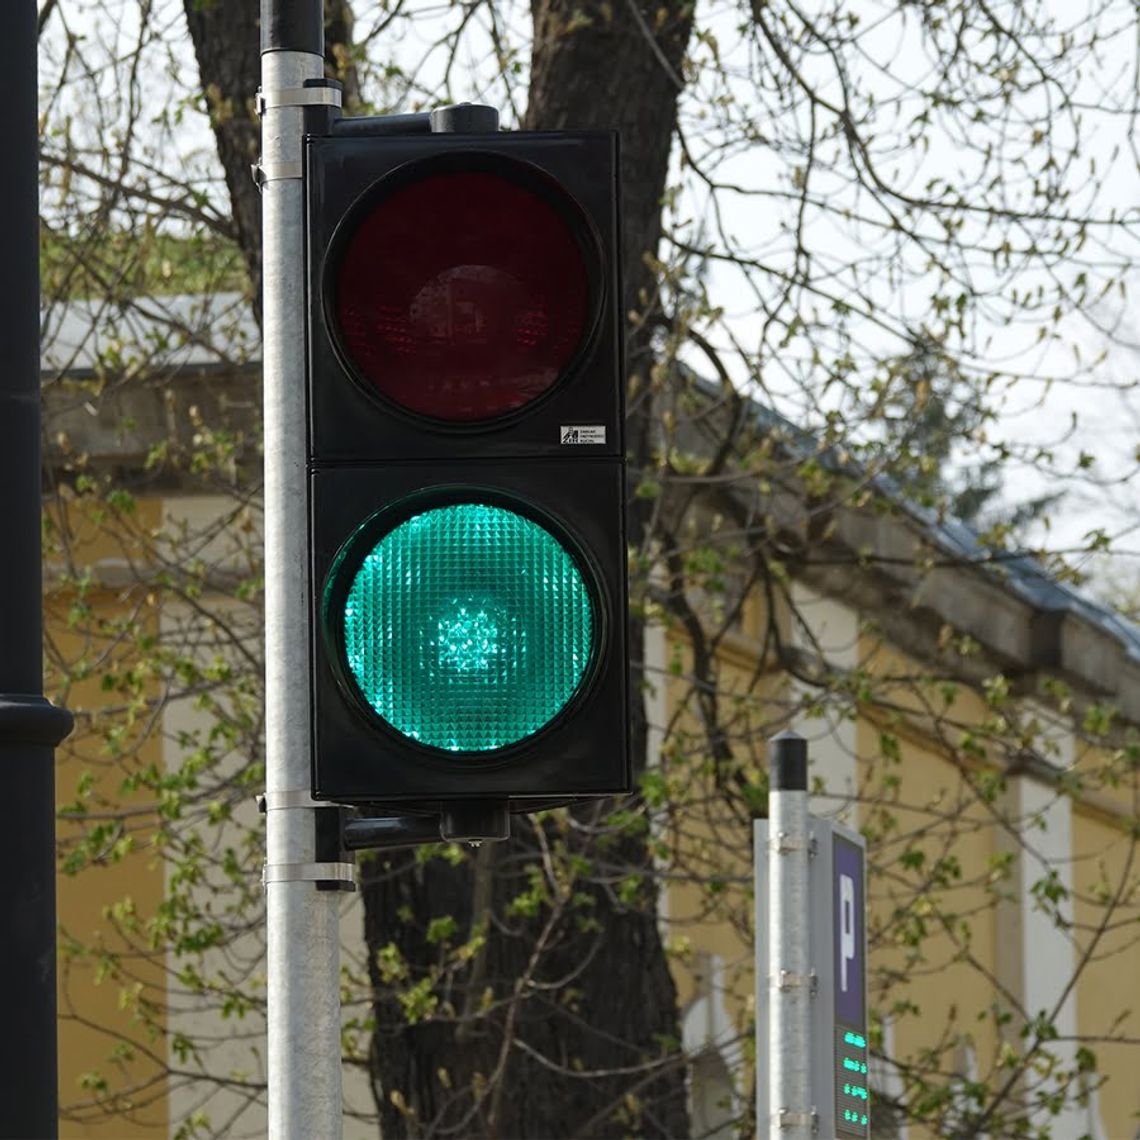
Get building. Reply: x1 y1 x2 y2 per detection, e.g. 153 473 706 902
43 295 1140 1138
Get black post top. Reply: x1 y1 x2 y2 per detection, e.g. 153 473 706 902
769 730 808 791
261 0 323 55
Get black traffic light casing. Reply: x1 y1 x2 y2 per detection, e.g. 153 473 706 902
305 128 630 810
307 132 623 462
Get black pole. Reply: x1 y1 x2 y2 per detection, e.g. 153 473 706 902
0 5 74 1138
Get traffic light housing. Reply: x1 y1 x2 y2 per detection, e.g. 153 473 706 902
305 128 629 811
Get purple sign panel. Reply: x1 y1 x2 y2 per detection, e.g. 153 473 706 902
833 832 865 1026
833 832 868 1137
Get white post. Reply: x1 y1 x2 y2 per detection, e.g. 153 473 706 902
768 731 813 1139
260 9 347 1137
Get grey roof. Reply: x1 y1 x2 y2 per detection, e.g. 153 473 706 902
40 294 1140 672
41 291 259 375
702 377 1140 669
900 491 1140 664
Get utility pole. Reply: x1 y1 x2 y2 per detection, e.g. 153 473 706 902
756 734 870 1139
0 3 74 1137
258 3 348 1137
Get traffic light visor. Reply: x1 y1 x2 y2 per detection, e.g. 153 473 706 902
327 497 599 753
329 156 599 424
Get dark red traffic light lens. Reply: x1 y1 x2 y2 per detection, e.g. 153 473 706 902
332 165 595 423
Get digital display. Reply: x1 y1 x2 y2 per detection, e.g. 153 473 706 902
835 1025 869 1134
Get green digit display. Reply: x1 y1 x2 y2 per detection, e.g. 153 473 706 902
835 1024 870 1136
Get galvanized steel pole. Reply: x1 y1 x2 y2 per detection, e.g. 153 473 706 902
259 3 346 1136
767 731 813 1139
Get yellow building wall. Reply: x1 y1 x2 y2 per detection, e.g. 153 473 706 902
661 594 1139 1139
49 494 168 1137
46 488 1140 1139
857 717 1002 1138
1071 801 1140 1136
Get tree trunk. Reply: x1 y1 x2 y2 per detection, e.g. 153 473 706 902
365 816 689 1138
181 0 696 1130
182 1 262 306
182 0 361 314
363 1 696 1136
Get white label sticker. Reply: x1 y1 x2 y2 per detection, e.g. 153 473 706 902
560 425 606 445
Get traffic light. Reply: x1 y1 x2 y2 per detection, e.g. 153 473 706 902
305 127 629 811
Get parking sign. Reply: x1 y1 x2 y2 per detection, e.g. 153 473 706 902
754 818 868 1137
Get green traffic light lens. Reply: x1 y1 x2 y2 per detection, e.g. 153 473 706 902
336 501 595 752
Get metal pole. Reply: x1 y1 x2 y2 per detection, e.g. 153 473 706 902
259 3 345 1136
0 4 73 1137
768 731 812 1139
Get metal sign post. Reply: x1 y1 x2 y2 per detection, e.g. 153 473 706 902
765 732 814 1139
755 732 869 1139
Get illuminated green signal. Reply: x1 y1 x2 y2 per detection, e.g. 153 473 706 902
337 501 595 751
